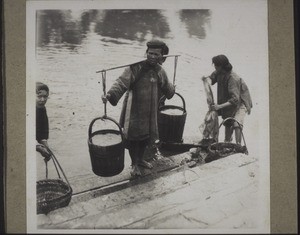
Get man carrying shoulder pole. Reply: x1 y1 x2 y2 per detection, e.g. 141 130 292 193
101 40 175 176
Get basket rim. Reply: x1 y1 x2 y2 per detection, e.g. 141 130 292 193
37 179 72 196
37 178 71 184
209 142 240 147
208 142 241 154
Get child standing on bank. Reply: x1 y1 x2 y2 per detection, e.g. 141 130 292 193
36 82 51 162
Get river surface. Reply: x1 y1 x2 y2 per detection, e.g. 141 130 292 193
33 4 269 180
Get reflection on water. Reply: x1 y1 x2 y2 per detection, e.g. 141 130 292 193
37 9 210 48
95 10 170 42
80 10 99 33
179 9 211 39
37 10 84 47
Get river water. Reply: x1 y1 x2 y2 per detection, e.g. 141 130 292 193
33 4 269 180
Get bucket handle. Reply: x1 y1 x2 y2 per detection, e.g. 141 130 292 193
88 115 124 142
219 117 248 154
158 92 186 112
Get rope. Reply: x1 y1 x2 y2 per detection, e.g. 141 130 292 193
45 160 48 179
173 56 179 85
44 150 61 179
52 156 61 179
101 71 107 117
45 147 71 187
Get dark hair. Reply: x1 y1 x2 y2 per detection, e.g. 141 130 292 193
36 82 49 94
146 39 169 64
146 40 168 54
212 54 233 72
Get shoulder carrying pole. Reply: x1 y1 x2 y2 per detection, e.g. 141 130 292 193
96 55 181 74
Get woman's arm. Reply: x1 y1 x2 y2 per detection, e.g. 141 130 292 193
210 101 232 111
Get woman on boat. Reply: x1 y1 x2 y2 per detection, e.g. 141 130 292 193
202 54 252 146
102 40 175 176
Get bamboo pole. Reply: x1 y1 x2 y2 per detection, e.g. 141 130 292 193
96 55 181 73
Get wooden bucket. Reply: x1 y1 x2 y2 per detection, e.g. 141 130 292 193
158 92 187 143
88 116 125 177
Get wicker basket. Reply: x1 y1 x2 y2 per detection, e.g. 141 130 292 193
37 179 72 214
37 147 72 214
206 117 248 163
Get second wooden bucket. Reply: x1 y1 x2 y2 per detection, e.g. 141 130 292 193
87 116 125 177
158 92 187 143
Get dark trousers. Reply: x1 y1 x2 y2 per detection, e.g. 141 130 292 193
127 138 149 165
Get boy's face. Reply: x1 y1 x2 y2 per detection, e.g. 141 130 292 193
36 90 49 108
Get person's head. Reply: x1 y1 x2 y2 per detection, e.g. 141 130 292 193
36 82 49 108
212 54 233 73
146 39 169 65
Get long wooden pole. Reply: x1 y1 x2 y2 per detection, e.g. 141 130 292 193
96 55 181 73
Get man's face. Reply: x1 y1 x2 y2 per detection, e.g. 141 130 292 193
146 48 163 65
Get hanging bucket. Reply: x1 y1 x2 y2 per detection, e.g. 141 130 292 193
206 117 248 163
158 92 187 143
88 115 125 177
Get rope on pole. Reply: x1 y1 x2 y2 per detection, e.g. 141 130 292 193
173 56 179 85
101 71 107 117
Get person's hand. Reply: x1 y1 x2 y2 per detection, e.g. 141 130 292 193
201 76 208 81
210 104 221 111
36 144 51 162
101 93 111 104
40 139 49 148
